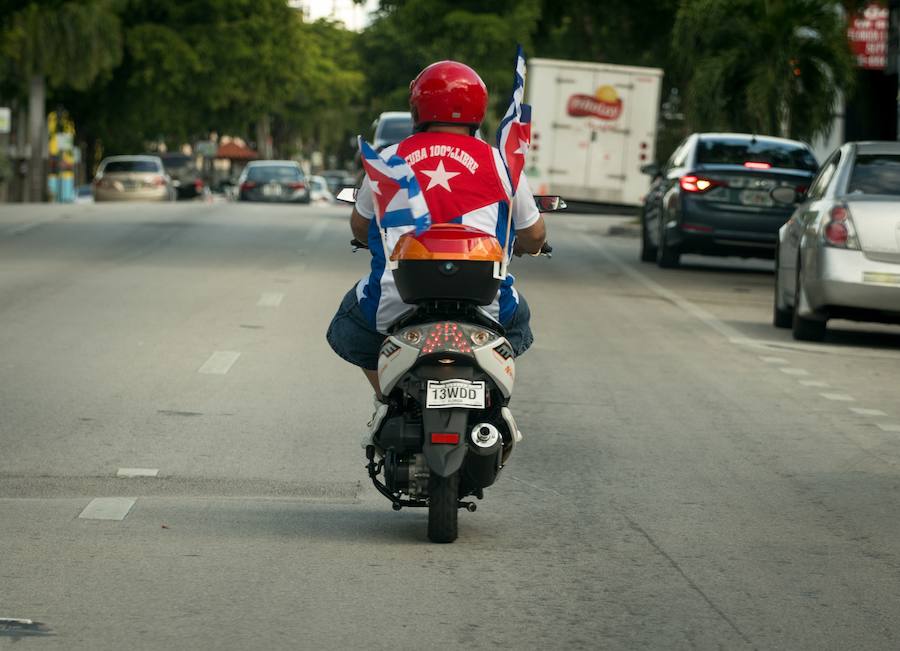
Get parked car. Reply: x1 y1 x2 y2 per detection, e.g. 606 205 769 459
640 133 818 267
93 155 174 202
372 111 413 151
237 161 310 203
319 169 357 196
159 152 205 200
309 175 335 203
773 141 900 341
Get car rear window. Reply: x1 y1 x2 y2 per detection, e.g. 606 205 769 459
377 117 413 144
847 154 900 195
246 166 302 182
697 139 817 171
103 160 161 173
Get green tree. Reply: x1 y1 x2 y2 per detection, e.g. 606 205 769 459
673 0 856 142
1 0 122 200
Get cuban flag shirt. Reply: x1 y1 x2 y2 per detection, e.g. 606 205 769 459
354 131 540 334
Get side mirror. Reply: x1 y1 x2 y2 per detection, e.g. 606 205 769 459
640 163 660 177
336 187 357 203
771 186 801 205
534 195 566 212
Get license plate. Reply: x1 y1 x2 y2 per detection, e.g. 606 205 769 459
263 183 282 197
426 380 485 409
739 189 773 207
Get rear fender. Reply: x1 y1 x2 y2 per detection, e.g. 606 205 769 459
422 407 468 478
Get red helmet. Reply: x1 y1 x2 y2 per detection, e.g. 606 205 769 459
409 60 488 129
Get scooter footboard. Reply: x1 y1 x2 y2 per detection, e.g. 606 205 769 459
422 407 469 478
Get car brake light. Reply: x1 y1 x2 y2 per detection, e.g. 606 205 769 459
194 178 204 190
823 204 859 249
287 181 306 190
240 181 257 191
743 161 772 169
680 175 720 193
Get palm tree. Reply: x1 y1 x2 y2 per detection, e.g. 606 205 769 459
2 1 121 201
672 0 855 143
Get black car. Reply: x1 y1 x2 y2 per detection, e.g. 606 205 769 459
237 161 311 204
159 152 205 200
639 133 818 267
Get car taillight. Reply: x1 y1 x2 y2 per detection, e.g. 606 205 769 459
823 204 859 249
194 178 204 190
152 176 166 187
240 181 257 191
743 161 772 170
680 175 721 193
287 181 306 190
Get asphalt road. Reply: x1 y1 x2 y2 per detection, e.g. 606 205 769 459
2 200 900 650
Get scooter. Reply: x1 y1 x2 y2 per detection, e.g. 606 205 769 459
341 190 563 542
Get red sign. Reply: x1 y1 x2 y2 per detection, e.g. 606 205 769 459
567 85 623 121
848 3 888 70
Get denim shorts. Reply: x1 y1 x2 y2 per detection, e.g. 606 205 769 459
326 287 534 371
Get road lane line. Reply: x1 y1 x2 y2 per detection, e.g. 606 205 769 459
198 351 241 374
800 380 829 387
850 408 888 417
117 468 159 478
820 393 855 402
877 424 900 433
760 356 788 364
257 292 284 307
78 498 136 520
780 368 810 376
304 220 329 243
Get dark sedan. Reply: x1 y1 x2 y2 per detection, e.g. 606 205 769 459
237 161 310 204
640 133 818 267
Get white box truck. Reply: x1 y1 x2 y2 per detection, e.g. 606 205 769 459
525 58 663 206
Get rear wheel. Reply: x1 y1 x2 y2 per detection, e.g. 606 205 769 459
640 211 657 262
792 266 826 341
773 251 792 328
656 221 680 268
427 473 459 544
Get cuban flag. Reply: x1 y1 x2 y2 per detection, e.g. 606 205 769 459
358 136 431 235
496 45 532 196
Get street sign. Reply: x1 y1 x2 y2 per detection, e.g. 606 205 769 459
849 3 889 70
0 107 10 134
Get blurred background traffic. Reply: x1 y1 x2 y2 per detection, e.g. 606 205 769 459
0 0 894 206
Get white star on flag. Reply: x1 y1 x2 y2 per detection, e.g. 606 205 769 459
513 137 529 156
420 160 460 191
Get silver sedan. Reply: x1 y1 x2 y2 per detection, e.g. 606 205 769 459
774 141 900 341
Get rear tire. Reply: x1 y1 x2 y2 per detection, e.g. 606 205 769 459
656 222 680 268
792 267 826 341
773 253 792 328
640 211 657 262
427 473 459 544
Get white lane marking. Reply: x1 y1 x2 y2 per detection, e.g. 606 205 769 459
117 468 159 478
800 380 829 387
257 292 284 307
876 423 900 432
760 356 788 364
780 368 810 376
304 220 329 243
78 498 136 520
198 351 241 374
820 393 855 402
583 239 745 340
850 408 888 417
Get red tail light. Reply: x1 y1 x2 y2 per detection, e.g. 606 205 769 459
743 161 772 170
431 433 460 444
194 178 204 190
680 175 720 193
240 181 257 191
287 181 306 190
823 204 859 249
